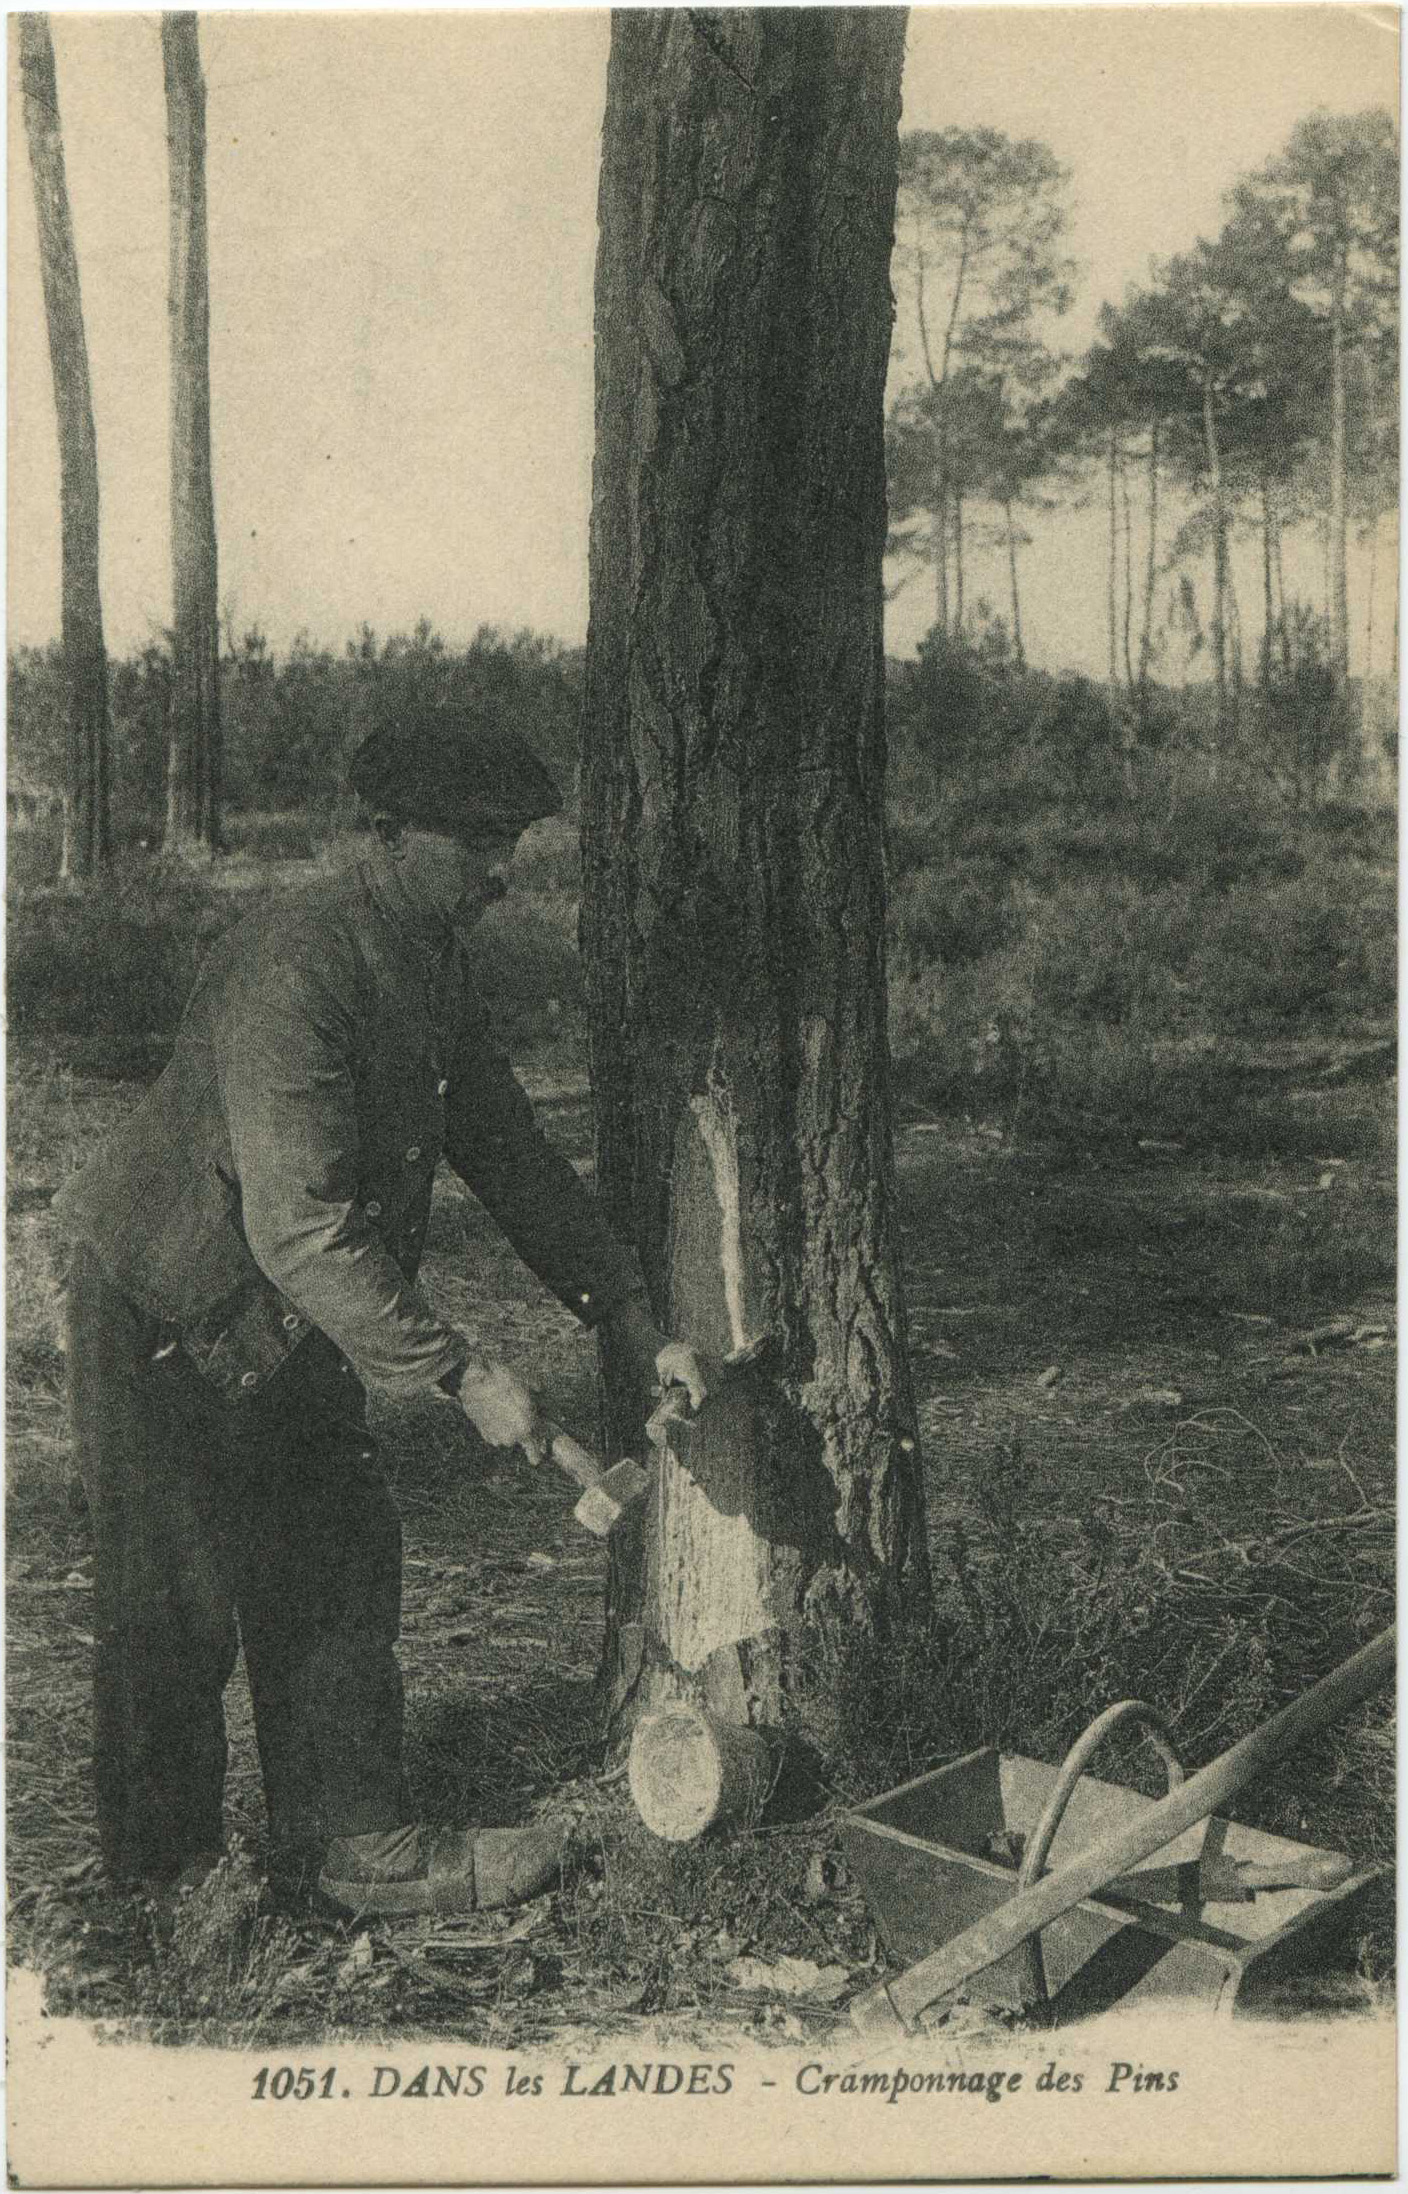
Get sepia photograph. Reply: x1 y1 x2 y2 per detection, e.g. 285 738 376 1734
5 4 1398 2184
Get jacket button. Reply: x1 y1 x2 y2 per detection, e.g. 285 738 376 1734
282 1312 301 1332
405 1146 421 1162
437 1078 449 1097
240 1372 259 1389
366 1200 383 1217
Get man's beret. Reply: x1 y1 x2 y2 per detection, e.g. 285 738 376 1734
347 701 563 840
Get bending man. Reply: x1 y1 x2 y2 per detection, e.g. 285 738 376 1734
54 703 703 1918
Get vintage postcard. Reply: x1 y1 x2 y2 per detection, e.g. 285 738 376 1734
6 3 1397 2186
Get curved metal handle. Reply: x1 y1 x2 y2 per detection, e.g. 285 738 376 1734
1018 1699 1185 1891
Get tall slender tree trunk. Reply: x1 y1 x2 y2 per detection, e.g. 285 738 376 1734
581 7 928 1750
162 12 221 857
1227 573 1244 737
1119 440 1135 695
932 492 948 635
1364 514 1378 680
1260 467 1275 694
953 487 965 634
1106 429 1118 688
1201 376 1228 757
1003 495 1025 669
1273 500 1292 675
19 12 111 881
1138 421 1159 725
1327 249 1350 687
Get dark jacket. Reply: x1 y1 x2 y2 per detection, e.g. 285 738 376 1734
52 846 640 1403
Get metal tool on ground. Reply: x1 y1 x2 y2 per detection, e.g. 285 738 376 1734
1108 1849 1354 1906
847 1626 1393 2036
544 1423 649 1538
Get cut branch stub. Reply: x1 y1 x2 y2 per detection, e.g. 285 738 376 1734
628 1703 782 1844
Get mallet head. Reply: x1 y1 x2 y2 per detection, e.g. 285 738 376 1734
573 1454 650 1537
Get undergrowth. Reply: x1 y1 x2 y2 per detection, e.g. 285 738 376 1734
815 1430 1393 1881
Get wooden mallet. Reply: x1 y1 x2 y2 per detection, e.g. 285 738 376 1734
545 1423 650 1538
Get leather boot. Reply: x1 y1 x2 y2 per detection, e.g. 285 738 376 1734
317 1820 568 1917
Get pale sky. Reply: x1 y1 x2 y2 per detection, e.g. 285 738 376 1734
7 6 1398 676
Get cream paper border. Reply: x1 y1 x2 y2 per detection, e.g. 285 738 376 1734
5 1974 1399 2186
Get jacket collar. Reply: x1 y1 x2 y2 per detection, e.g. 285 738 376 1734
353 842 456 962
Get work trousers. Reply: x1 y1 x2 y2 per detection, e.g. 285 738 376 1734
66 1245 409 1886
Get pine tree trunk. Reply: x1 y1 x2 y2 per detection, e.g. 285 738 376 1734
1260 468 1275 694
1119 441 1135 695
1227 573 1244 735
1106 430 1118 688
933 446 949 637
1201 377 1228 758
1004 496 1024 669
1138 422 1159 727
581 6 928 1752
1273 502 1292 675
19 12 111 881
162 13 221 858
953 488 965 634
1327 251 1350 687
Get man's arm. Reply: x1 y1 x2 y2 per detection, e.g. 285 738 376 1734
443 1041 711 1407
441 1036 644 1330
215 953 467 1397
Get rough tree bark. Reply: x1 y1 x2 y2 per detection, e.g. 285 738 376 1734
581 6 928 1753
19 12 112 881
162 12 222 857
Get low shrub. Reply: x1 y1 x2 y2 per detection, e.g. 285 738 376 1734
7 863 253 1046
884 639 1393 1140
7 848 586 1058
221 809 333 862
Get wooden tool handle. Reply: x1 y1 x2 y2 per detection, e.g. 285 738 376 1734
546 1425 604 1495
853 1626 1394 2037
